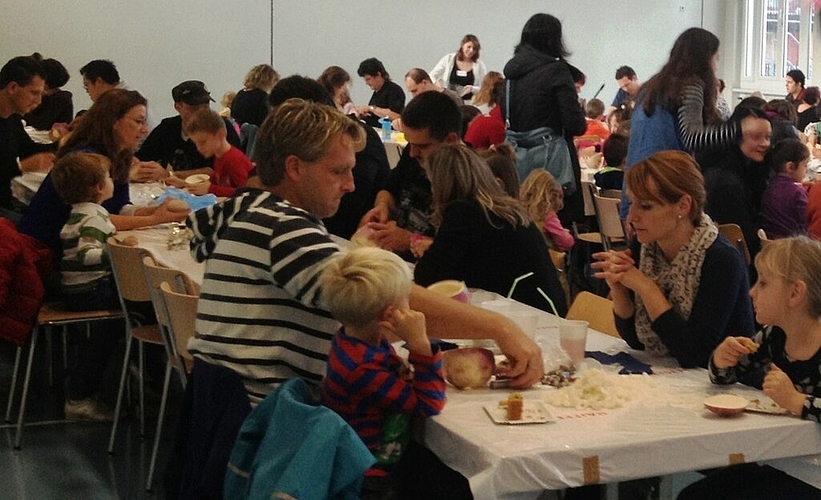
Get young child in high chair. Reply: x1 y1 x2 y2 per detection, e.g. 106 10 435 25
759 138 810 239
51 152 120 421
319 247 446 499
680 236 821 499
165 107 253 197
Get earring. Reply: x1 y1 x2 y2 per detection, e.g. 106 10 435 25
677 215 683 219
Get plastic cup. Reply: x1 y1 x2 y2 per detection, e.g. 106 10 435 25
559 320 588 368
481 299 513 315
508 311 539 340
427 280 470 303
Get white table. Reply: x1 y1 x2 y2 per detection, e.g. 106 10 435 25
117 225 205 284
422 316 821 500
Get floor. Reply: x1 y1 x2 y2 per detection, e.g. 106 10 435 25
0 332 181 500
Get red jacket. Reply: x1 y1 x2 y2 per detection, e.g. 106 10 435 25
0 218 52 346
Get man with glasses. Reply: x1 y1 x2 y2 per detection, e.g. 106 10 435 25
135 80 240 182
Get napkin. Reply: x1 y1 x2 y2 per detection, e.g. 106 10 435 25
586 351 653 375
156 187 218 212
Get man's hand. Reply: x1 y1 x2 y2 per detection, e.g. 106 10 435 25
19 152 55 173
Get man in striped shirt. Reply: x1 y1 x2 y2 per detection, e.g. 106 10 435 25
187 99 544 405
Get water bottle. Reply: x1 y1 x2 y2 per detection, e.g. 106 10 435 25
379 117 392 140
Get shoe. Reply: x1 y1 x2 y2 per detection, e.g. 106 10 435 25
65 398 114 422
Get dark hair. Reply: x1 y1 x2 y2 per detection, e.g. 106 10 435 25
764 98 798 125
357 58 389 80
0 56 44 89
516 13 569 59
585 99 604 119
786 69 806 87
803 87 821 106
603 134 629 167
457 34 481 62
730 104 769 124
405 68 432 84
40 58 70 89
615 66 636 80
58 88 146 182
736 95 767 110
459 105 481 139
769 138 809 173
401 91 461 140
317 66 351 96
79 59 120 85
641 28 720 123
568 64 586 86
478 144 519 197
268 75 335 108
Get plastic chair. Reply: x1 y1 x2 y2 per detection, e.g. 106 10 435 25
592 191 627 251
566 291 620 338
5 302 124 449
105 238 169 459
140 255 198 490
718 223 752 266
158 281 197 379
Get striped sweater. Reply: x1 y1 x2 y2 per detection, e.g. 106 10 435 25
321 328 445 469
186 188 342 404
60 202 115 293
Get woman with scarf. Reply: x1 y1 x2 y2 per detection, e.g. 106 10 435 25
592 150 754 368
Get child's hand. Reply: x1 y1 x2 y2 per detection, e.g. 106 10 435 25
763 364 806 416
381 307 431 356
711 336 754 369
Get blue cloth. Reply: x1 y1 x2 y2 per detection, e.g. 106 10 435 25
224 377 375 500
586 351 653 375
156 187 218 212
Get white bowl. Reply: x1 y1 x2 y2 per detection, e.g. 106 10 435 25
185 173 211 185
704 394 748 417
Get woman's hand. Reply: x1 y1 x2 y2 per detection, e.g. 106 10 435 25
410 235 433 258
151 198 190 224
763 364 806 416
591 249 635 292
711 336 753 369
359 204 389 225
132 161 168 182
164 176 186 189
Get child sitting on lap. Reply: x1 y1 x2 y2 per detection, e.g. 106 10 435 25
319 247 446 499
166 108 253 197
679 236 821 499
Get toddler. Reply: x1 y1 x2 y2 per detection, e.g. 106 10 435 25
519 169 574 251
594 133 628 191
759 138 809 239
319 247 445 499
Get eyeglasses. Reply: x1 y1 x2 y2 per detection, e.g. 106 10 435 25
125 116 148 127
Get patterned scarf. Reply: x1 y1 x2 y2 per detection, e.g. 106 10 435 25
634 213 719 355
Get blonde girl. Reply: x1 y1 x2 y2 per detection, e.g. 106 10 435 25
519 169 574 251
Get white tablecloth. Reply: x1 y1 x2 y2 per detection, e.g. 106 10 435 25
423 321 821 500
117 225 205 284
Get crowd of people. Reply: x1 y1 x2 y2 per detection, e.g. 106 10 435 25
2 9 821 500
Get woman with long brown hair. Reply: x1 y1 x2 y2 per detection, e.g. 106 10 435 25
429 34 488 102
413 143 567 315
19 88 186 252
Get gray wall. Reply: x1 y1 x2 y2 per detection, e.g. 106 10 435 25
2 1 726 120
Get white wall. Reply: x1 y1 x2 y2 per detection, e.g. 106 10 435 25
1 1 722 119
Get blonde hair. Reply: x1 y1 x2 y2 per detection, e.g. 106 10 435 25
472 71 503 107
519 169 564 229
254 98 366 186
51 152 111 205
220 91 236 109
244 64 279 91
625 150 705 225
426 143 530 229
320 247 412 328
755 236 821 318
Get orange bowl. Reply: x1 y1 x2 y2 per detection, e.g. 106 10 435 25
704 394 748 417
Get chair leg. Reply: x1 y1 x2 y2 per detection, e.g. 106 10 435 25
46 326 54 387
62 326 69 372
14 329 40 449
146 360 173 491
138 341 146 439
108 335 134 454
4 345 23 423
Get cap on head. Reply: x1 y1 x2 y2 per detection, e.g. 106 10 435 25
172 80 215 105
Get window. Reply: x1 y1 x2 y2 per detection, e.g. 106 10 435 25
742 0 814 90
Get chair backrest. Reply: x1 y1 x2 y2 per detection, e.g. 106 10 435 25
592 193 626 250
159 281 198 365
600 189 622 199
141 255 198 361
718 223 752 266
107 236 153 303
757 228 771 249
385 142 403 169
566 291 620 338
581 180 597 217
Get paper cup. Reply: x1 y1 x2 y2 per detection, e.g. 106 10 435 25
559 320 588 368
185 173 211 185
427 280 470 303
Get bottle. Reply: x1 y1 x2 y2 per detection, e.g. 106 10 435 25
379 117 392 140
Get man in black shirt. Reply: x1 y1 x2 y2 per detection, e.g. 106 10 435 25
136 80 240 182
355 58 406 128
0 56 56 219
